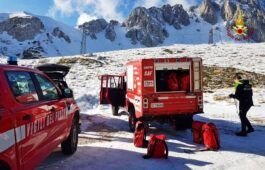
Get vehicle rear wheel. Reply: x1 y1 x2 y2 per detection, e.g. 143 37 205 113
61 117 78 155
112 106 119 116
128 108 136 132
0 161 10 170
174 115 193 130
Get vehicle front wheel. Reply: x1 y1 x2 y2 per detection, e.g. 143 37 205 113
61 117 78 155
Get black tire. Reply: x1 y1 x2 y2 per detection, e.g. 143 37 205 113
174 115 193 130
112 106 119 116
128 108 136 132
0 162 10 170
61 117 78 155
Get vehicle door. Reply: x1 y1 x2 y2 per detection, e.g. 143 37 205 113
100 75 125 107
33 73 68 147
0 74 17 170
5 71 52 169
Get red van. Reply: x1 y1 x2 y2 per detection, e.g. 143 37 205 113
0 64 80 170
100 57 203 131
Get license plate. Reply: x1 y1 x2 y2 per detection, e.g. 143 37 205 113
151 103 164 108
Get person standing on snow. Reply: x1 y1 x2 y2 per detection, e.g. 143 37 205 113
229 74 254 136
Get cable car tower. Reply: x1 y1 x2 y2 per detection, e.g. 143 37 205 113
79 25 89 55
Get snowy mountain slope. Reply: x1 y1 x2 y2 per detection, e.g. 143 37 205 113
82 0 265 53
1 0 265 57
0 12 82 57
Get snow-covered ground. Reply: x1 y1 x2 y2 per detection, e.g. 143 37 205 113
38 89 265 170
1 43 264 169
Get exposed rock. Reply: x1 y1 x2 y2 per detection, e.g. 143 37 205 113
90 33 97 40
52 27 71 43
105 22 116 41
81 19 108 34
238 0 261 7
241 8 265 42
80 19 118 41
124 5 188 47
110 20 119 26
172 4 190 26
125 29 138 44
22 46 44 59
204 66 265 91
124 7 168 47
161 4 190 26
0 16 44 41
199 0 218 24
221 0 236 21
173 22 181 29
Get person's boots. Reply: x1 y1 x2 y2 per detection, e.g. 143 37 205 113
235 131 247 137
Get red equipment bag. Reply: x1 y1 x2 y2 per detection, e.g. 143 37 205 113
192 121 206 144
167 72 179 91
180 74 190 91
143 134 168 159
202 123 220 151
133 121 147 148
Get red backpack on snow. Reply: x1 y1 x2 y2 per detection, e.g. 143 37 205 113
133 121 148 148
192 121 206 144
202 123 220 151
143 134 168 159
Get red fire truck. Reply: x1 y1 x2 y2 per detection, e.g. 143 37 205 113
0 64 80 170
100 57 203 131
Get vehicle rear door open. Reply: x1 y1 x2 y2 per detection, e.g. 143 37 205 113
100 75 125 107
155 62 191 93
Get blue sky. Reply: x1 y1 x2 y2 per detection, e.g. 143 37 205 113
0 0 199 27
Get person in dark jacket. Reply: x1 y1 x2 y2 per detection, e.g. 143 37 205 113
229 74 254 136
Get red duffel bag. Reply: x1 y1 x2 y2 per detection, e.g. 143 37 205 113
192 121 206 144
167 72 179 91
181 74 190 92
202 123 220 151
143 134 168 159
134 121 147 148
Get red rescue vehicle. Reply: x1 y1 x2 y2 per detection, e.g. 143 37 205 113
0 64 80 170
100 57 203 131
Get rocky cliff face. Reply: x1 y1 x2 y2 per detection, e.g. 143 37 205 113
124 7 168 47
78 1 265 47
52 27 71 43
80 19 119 42
199 0 219 25
0 16 44 41
78 4 190 47
0 12 80 58
124 5 190 46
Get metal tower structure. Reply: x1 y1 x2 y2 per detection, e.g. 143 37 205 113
208 28 214 44
80 26 88 55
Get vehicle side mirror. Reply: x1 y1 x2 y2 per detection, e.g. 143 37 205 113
62 88 73 98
